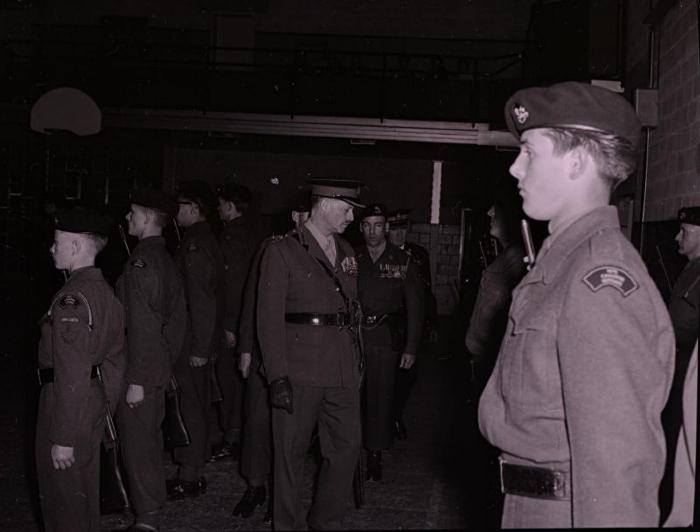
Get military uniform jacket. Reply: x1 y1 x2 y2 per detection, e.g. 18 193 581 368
220 216 263 334
478 206 675 527
355 243 424 353
668 257 700 358
38 266 125 447
176 221 225 359
117 236 188 389
257 226 360 387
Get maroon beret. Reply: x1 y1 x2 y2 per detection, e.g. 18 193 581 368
505 81 642 148
679 206 700 226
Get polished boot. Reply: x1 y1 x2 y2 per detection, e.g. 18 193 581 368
393 417 408 440
366 450 382 481
232 485 266 518
166 476 207 500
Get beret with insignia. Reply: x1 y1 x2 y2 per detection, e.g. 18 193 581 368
54 207 113 235
217 182 252 207
360 203 388 221
309 178 365 208
130 189 178 218
505 81 642 148
678 206 700 226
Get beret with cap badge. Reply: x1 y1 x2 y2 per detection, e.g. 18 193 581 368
54 207 113 235
678 206 700 226
130 188 178 218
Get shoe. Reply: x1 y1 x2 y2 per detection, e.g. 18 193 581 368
209 441 240 462
394 418 408 440
366 450 382 481
166 476 207 500
232 485 266 518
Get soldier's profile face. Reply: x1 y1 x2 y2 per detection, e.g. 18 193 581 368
676 223 700 260
509 128 571 222
176 199 196 227
126 204 148 237
50 230 73 270
388 226 407 246
361 216 387 246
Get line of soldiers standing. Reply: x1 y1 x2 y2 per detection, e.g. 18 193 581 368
35 176 430 531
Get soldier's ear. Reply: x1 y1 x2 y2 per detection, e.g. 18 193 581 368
567 146 588 181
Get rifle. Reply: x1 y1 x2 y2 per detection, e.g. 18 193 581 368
118 223 131 256
521 219 536 271
655 244 673 296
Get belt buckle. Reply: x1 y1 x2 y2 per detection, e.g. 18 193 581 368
311 316 321 325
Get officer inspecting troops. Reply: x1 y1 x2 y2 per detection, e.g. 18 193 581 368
478 82 675 527
256 178 364 530
36 207 125 532
355 203 424 480
168 180 225 499
115 189 188 532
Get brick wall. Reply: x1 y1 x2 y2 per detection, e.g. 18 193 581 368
644 1 700 220
409 223 461 315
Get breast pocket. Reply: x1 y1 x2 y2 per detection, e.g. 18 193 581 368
498 311 558 408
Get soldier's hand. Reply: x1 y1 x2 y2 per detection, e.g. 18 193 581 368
224 330 237 349
239 352 252 379
126 384 145 408
189 355 208 367
51 444 75 470
270 377 293 414
399 353 416 370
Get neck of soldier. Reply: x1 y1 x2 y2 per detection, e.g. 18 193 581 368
139 224 162 241
548 177 610 237
68 255 95 274
367 239 386 262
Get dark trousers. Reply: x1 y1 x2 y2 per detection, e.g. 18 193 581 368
216 348 244 443
393 364 417 421
172 357 211 479
240 365 271 485
272 384 360 531
36 385 104 532
364 344 399 450
118 387 166 526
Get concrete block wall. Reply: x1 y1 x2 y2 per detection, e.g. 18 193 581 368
645 1 700 220
409 222 461 315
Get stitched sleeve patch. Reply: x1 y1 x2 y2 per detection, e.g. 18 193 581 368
582 266 639 297
131 258 147 268
58 294 79 308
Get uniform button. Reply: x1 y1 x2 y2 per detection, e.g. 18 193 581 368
335 287 340 292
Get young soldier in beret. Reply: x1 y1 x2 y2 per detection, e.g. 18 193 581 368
36 207 125 532
257 178 363 530
168 180 224 499
478 81 675 527
356 203 424 480
115 190 188 531
658 205 700 520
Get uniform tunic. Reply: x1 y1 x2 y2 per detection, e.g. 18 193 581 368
173 221 224 472
356 243 423 449
36 266 125 532
116 236 187 523
478 206 675 528
257 225 361 530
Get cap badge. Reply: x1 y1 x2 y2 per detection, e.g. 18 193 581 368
513 105 529 124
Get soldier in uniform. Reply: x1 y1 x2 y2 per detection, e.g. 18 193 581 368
479 81 675 527
168 180 224 499
356 204 424 481
115 189 188 531
658 205 700 521
257 178 364 530
213 182 263 461
234 200 310 523
36 207 125 532
386 209 433 440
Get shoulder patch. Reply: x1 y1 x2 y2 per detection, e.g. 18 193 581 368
131 258 147 268
582 266 638 297
59 294 80 308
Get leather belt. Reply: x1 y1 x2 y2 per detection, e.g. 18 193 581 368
499 459 570 500
285 312 351 326
37 365 100 386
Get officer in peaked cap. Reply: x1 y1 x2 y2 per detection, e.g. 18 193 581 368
355 203 423 481
658 205 700 521
36 207 125 532
167 180 225 499
256 177 364 529
115 190 187 531
478 81 675 527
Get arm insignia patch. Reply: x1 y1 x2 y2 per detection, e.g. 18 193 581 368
582 266 639 297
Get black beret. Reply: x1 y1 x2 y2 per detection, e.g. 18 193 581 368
678 206 700 226
217 182 252 205
309 178 365 208
505 81 642 148
54 207 113 235
387 208 412 227
178 180 217 212
130 189 178 218
361 203 389 221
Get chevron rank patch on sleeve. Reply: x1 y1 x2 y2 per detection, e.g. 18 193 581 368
582 266 639 297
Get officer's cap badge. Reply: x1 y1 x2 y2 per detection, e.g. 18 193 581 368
513 105 529 124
